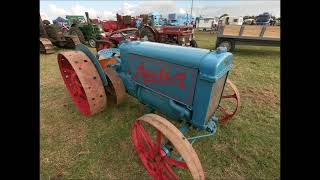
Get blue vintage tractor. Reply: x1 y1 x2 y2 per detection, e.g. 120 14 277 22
57 40 240 179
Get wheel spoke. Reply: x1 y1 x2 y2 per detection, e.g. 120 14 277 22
156 130 162 153
162 162 179 180
156 162 165 180
131 114 205 180
164 157 188 169
219 106 231 116
135 121 155 150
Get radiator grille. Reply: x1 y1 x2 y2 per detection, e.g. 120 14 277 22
205 73 228 123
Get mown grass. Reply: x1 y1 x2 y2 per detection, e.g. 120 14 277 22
40 31 280 179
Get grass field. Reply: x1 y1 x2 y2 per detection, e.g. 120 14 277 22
40 31 280 180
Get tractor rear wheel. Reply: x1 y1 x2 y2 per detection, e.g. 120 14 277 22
64 36 80 49
57 51 107 116
69 27 86 44
45 25 63 42
190 39 198 47
140 26 156 42
217 39 235 52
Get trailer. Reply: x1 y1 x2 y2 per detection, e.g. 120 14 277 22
215 25 280 51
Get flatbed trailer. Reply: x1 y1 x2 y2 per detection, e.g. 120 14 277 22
215 25 280 51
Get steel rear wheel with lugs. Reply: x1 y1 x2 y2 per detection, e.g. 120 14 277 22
69 26 85 44
131 114 205 180
57 51 107 116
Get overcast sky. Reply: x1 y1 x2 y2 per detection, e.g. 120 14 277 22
40 0 280 22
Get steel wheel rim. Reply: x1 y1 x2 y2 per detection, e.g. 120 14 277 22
132 120 188 180
58 54 91 115
57 51 107 116
217 79 240 123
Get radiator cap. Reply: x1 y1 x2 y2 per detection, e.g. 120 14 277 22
216 47 227 54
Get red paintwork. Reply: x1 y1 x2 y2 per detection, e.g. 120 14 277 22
161 25 193 36
132 62 187 89
131 120 188 180
116 14 136 30
95 28 139 52
101 21 118 32
128 54 196 105
218 79 240 124
95 40 112 52
141 25 194 43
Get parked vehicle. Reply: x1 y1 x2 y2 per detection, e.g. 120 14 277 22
39 15 80 54
243 18 256 25
65 12 106 47
95 28 139 51
216 24 280 51
219 16 243 25
136 12 197 47
255 12 272 25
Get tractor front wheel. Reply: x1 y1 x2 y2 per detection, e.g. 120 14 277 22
216 79 240 124
131 114 205 180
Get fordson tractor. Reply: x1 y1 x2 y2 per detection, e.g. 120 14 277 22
57 40 240 179
66 12 106 48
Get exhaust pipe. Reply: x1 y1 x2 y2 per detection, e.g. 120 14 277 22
85 12 90 24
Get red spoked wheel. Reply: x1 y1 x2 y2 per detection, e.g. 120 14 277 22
217 79 240 124
131 114 205 180
57 51 107 116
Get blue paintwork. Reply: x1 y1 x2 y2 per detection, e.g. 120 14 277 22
97 48 120 58
120 41 211 68
98 41 233 130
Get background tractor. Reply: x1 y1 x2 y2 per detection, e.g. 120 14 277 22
95 28 139 52
40 15 80 54
66 12 106 48
138 12 198 47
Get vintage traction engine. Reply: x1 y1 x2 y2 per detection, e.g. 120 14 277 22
57 40 240 179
